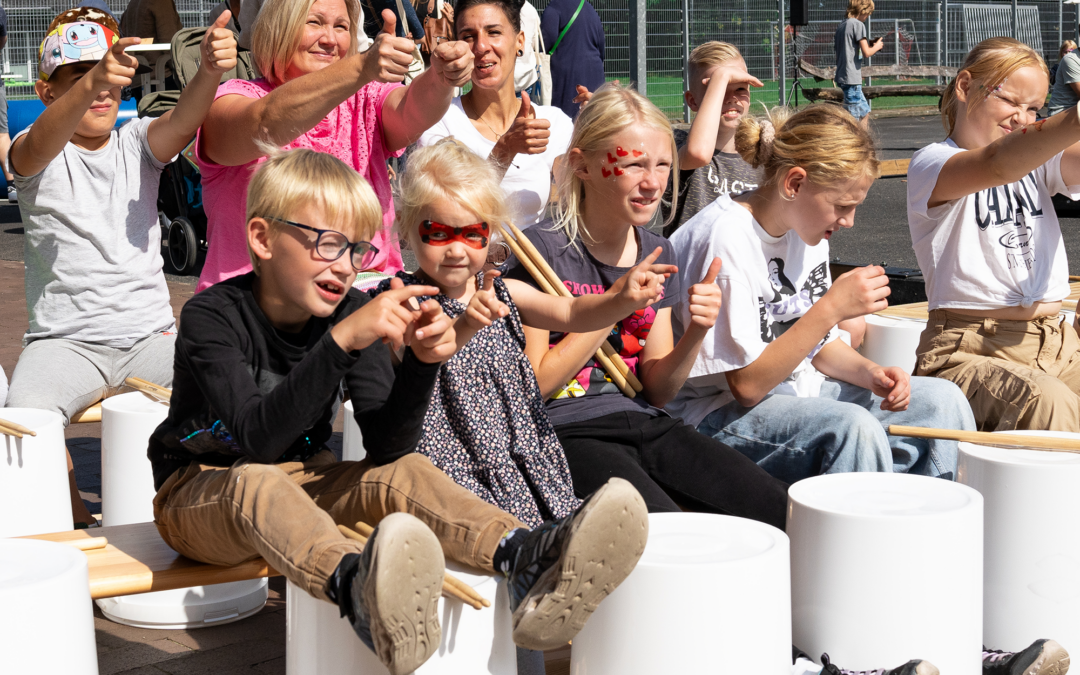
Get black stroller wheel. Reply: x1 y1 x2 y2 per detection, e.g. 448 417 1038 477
168 217 199 275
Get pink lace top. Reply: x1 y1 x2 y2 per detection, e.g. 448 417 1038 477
195 78 405 291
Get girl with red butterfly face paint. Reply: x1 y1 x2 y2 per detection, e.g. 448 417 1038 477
370 137 674 529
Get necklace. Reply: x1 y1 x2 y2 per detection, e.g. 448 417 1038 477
464 96 511 140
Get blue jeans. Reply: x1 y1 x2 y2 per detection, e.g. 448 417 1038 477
696 377 973 484
840 83 871 119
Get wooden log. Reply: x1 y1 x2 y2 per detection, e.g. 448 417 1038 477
797 59 956 80
804 84 947 102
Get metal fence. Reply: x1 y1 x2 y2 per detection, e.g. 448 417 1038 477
1 0 1076 118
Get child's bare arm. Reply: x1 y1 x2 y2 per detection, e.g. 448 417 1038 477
506 246 676 332
681 66 761 171
147 12 237 162
931 107 1080 206
859 36 885 58
522 324 611 399
12 36 141 177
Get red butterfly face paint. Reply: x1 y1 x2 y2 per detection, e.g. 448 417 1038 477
419 220 489 249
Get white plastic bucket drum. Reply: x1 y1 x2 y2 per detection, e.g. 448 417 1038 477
569 513 792 675
859 314 927 374
0 539 99 674
0 408 71 537
95 392 268 629
286 561 515 674
789 473 983 675
958 430 1080 656
342 400 365 462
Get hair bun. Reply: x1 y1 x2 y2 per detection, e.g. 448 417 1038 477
757 119 776 167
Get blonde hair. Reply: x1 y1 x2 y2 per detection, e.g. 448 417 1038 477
687 41 743 85
1060 40 1077 59
735 104 880 191
846 0 874 18
940 37 1048 136
553 83 679 246
396 137 512 248
251 0 361 86
246 148 382 274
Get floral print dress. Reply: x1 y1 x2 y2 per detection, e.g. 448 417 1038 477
371 271 581 527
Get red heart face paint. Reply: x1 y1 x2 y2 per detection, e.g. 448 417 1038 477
632 149 643 157
615 147 629 157
601 167 612 178
419 220 489 249
607 152 618 164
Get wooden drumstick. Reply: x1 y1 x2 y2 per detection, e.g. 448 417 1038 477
0 417 36 438
63 537 109 551
889 425 1080 454
125 377 172 402
336 524 489 610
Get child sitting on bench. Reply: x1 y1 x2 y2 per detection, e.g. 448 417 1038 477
5 7 236 527
148 148 648 675
373 136 673 527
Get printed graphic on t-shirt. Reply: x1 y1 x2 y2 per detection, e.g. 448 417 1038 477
551 283 662 399
973 172 1043 272
758 258 830 343
704 164 759 198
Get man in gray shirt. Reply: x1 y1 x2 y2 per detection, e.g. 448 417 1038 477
1049 50 1080 115
834 0 884 128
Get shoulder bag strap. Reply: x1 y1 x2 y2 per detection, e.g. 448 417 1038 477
548 0 586 56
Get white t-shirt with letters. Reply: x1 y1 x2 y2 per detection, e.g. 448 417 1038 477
667 195 839 428
907 139 1080 311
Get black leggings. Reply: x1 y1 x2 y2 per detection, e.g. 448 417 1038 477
554 411 789 532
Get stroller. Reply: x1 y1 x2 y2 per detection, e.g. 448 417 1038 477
138 28 258 276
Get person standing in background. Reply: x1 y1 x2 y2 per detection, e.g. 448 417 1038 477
540 0 602 119
120 0 184 44
833 0 883 130
0 2 13 202
1048 41 1080 116
515 0 540 96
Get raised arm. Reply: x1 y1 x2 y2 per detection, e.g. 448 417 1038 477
200 11 416 166
680 66 762 171
930 95 1080 207
379 33 474 151
859 36 884 58
147 13 237 162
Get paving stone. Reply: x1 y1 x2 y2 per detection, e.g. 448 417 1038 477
151 638 285 675
97 638 193 675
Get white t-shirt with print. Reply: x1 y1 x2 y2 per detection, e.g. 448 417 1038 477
418 97 574 227
667 194 838 428
907 139 1080 310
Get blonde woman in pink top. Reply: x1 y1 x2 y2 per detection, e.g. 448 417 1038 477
195 0 473 290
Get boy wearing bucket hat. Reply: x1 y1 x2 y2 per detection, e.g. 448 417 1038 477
4 7 236 527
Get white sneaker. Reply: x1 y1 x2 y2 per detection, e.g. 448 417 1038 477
7 185 16 203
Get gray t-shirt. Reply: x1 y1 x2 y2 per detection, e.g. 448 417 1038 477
14 117 175 347
663 128 763 237
1049 52 1080 114
834 18 868 86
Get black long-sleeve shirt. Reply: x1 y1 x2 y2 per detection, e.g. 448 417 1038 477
148 273 440 489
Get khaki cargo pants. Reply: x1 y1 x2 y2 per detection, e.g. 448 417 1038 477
153 451 525 602
916 309 1080 432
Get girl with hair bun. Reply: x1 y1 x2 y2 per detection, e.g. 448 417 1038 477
910 36 1080 433
667 104 975 485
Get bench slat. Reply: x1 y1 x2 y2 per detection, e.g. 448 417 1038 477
20 522 281 599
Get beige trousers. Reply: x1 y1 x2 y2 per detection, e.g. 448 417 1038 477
915 309 1080 432
153 451 525 601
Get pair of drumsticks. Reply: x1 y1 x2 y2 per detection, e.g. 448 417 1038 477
492 220 643 399
338 521 490 611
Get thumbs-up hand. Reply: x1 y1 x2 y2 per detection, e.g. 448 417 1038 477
360 9 417 84
200 10 238 76
686 257 724 330
430 37 473 87
496 90 551 157
90 36 141 91
607 246 677 312
463 270 510 331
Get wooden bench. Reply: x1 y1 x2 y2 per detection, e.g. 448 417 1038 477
19 522 280 600
797 60 956 104
876 281 1080 322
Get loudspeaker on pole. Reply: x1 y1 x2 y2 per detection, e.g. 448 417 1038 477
790 0 809 26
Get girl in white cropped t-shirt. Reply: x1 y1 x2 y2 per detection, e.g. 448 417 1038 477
907 36 1080 432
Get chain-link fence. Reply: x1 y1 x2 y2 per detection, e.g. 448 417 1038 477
1 0 1076 117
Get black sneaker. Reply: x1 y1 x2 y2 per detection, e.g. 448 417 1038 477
333 513 445 675
820 653 940 675
983 640 1070 675
506 477 648 650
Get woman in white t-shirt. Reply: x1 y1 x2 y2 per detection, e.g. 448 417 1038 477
909 37 1080 432
668 105 974 484
417 0 572 227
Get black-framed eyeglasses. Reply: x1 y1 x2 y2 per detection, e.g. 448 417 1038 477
269 218 380 271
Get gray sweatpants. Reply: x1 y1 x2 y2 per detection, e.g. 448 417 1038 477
7 333 176 424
